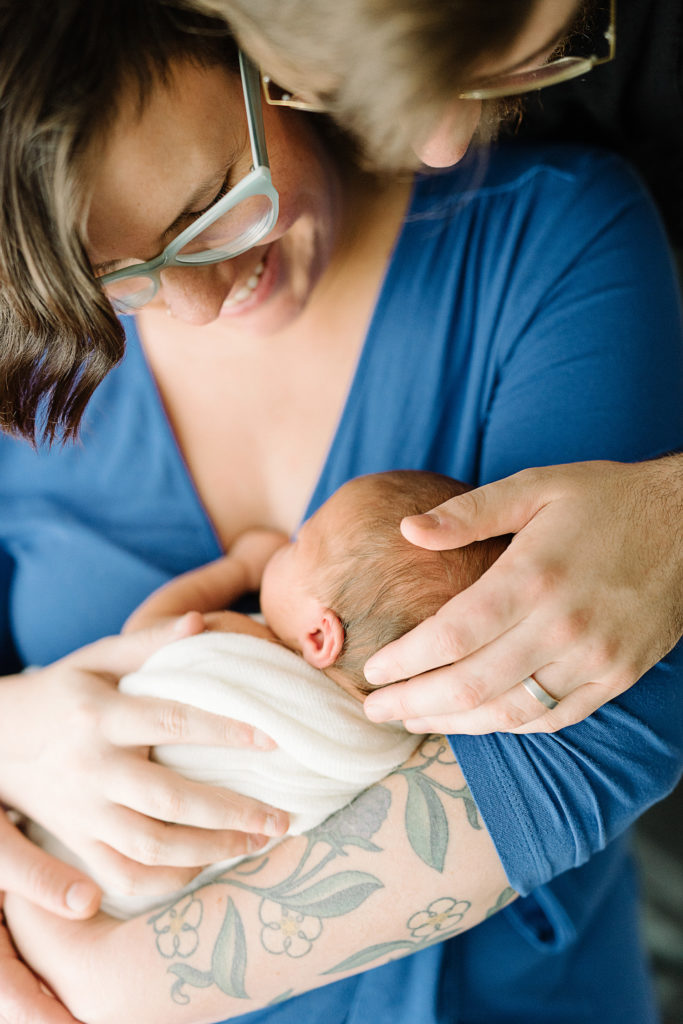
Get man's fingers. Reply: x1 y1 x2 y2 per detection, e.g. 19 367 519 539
0 816 100 919
399 467 551 550
364 564 525 686
105 694 276 750
509 683 616 734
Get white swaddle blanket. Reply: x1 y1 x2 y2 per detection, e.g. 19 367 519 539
30 631 418 918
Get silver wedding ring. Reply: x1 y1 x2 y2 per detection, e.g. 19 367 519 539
521 675 559 710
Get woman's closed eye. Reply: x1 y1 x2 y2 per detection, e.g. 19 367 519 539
161 169 235 240
189 172 232 218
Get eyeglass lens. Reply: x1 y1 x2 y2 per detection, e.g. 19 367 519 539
175 193 275 262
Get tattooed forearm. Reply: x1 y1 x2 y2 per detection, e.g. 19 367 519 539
393 735 481 871
143 735 514 1018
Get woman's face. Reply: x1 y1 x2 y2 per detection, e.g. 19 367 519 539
86 60 343 331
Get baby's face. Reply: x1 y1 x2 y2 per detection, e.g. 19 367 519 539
260 492 341 646
260 476 374 648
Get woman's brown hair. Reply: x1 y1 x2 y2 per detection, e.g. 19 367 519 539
0 0 235 443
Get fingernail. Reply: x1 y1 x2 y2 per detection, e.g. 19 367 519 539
406 512 441 529
247 834 269 854
252 728 276 750
363 663 386 686
65 881 97 914
264 812 288 836
363 698 392 723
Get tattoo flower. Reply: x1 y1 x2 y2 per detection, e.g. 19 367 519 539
314 785 391 848
152 895 203 959
259 899 323 958
407 897 470 941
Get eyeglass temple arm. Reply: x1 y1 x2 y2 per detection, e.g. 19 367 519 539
239 50 270 170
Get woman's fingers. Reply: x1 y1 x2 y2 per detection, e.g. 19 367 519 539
104 693 276 750
0 920 81 1024
104 762 289 838
66 612 205 678
0 814 100 919
96 805 271 870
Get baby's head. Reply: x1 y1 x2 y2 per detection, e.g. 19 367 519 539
261 470 510 699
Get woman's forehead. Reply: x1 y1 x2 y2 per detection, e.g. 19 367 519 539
84 61 244 261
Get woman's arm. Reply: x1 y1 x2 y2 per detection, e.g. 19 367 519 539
124 529 288 632
364 454 683 733
6 736 512 1024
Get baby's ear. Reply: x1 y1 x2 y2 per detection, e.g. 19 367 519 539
301 609 344 669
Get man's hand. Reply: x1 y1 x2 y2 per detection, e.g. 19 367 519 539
363 458 683 734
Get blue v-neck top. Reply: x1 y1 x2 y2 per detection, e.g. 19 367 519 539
1 144 682 1023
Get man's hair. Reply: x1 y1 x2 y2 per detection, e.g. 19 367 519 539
196 0 541 168
0 0 235 443
317 471 510 693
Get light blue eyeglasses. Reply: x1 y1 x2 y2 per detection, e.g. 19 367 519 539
99 51 279 313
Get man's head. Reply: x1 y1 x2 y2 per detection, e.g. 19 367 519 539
260 471 510 698
196 0 591 169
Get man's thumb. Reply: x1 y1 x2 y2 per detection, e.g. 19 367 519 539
400 470 544 550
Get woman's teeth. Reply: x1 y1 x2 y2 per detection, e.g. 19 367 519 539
224 260 265 307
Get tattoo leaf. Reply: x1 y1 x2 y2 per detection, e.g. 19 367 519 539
461 789 482 831
485 886 516 919
278 871 383 918
405 774 448 872
168 964 214 1005
211 897 249 999
323 939 415 974
268 989 296 1005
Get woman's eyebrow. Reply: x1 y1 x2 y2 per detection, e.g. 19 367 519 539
92 162 234 274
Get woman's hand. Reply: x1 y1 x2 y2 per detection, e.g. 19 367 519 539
0 616 288 898
0 809 100 1024
0 898 83 1024
363 457 683 734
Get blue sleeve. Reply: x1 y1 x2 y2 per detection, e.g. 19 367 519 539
450 150 683 897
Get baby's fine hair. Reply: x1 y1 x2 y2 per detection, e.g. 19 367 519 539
319 471 510 693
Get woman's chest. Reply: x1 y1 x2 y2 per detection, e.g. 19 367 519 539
145 319 366 546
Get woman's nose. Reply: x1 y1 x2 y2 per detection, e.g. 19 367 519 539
159 264 230 325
